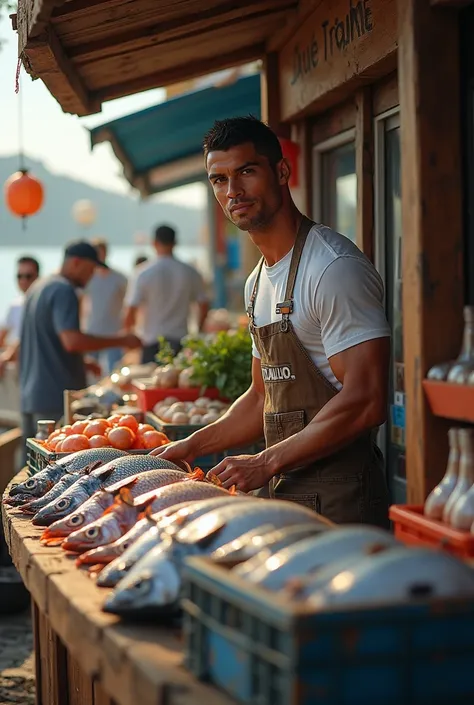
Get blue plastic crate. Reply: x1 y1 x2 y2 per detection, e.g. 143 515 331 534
182 556 474 705
145 412 265 472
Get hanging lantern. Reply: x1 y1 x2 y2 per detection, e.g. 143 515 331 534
279 137 300 189
72 199 97 227
4 170 44 219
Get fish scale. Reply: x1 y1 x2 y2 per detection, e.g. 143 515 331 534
97 495 255 588
139 480 233 516
105 468 187 497
19 473 84 514
32 456 187 526
8 447 127 500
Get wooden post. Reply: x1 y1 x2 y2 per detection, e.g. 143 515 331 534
398 0 464 502
355 87 375 261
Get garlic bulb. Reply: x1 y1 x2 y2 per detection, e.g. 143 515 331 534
443 428 474 524
425 428 460 520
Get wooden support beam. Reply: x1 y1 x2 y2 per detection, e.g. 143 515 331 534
23 25 99 115
398 0 464 503
261 52 289 136
431 0 471 6
355 87 375 261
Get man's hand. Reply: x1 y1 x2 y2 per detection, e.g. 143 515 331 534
121 333 142 349
149 437 198 463
211 453 274 492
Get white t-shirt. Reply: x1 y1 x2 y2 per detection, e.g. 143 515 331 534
125 255 207 345
2 295 25 344
83 268 128 335
244 224 391 390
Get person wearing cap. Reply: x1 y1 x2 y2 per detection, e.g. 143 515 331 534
81 238 128 375
18 240 142 446
124 224 209 363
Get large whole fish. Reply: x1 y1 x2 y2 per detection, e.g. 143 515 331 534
103 500 323 616
40 491 117 545
238 525 399 591
32 455 189 526
97 495 255 588
18 472 84 514
62 490 157 554
136 479 235 517
7 447 127 500
212 522 329 564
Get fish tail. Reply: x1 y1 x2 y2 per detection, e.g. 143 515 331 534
229 485 237 495
207 472 222 486
188 468 206 481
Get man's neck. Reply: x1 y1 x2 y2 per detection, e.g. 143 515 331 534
249 205 303 267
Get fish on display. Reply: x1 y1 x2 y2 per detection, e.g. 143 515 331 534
81 501 199 571
40 491 117 545
63 488 157 554
31 455 189 526
96 495 255 588
104 468 188 498
103 500 323 616
136 478 236 517
305 547 474 608
7 448 128 500
211 522 328 564
18 472 84 514
237 525 400 591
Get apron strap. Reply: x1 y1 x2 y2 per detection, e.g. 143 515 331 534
278 216 314 331
246 257 264 326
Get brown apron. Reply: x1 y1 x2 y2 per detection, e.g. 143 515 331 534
247 216 390 528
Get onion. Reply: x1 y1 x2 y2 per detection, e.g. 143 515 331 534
159 365 180 388
194 397 210 409
202 412 220 425
178 368 198 388
169 402 186 416
164 396 179 405
189 415 204 425
172 412 189 424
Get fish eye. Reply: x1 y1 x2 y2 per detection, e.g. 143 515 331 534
130 578 151 595
86 527 100 539
69 515 83 526
57 498 70 510
121 542 130 552
25 480 36 489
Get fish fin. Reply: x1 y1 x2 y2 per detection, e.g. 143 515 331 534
107 476 138 495
187 468 205 481
178 460 192 474
144 505 155 523
94 463 117 480
103 495 124 515
88 563 105 576
43 537 65 547
205 471 221 486
119 487 135 507
136 494 158 512
229 485 237 495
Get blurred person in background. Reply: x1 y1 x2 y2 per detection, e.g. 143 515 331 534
0 256 40 375
124 225 209 363
81 238 128 375
18 241 141 450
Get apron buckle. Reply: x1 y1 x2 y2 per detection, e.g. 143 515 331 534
280 317 289 333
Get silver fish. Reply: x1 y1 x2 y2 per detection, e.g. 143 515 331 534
97 495 254 588
40 491 116 545
8 447 127 499
137 479 235 516
32 455 186 526
18 472 84 514
239 525 399 591
104 468 188 497
104 500 321 615
211 522 327 564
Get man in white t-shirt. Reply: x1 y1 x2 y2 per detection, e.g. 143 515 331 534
124 225 209 363
153 117 391 527
0 256 40 348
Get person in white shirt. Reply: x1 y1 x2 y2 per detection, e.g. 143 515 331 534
124 225 209 363
0 256 40 349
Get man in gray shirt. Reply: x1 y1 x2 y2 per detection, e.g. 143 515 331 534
124 225 209 363
19 241 141 444
82 238 128 374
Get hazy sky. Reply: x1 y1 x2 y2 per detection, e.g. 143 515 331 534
0 10 204 207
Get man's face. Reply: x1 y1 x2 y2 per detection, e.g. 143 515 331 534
207 142 287 231
70 258 96 288
17 261 38 293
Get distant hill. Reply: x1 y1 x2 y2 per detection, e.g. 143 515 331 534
0 155 204 247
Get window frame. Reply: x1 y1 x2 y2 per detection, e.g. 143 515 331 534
311 128 356 223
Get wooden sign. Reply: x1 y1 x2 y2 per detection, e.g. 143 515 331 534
279 0 397 120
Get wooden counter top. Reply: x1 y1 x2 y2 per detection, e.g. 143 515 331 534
2 469 232 705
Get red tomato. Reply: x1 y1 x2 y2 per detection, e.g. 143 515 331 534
117 414 139 433
48 433 66 451
71 420 89 434
108 426 135 450
84 419 110 438
141 430 168 449
88 434 109 448
61 425 75 436
131 435 145 450
60 434 90 452
137 423 155 437
107 414 123 426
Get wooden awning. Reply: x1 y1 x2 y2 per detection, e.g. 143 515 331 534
14 0 297 116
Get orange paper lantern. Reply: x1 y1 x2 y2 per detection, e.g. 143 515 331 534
4 170 44 219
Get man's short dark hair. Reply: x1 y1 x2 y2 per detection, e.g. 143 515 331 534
154 225 176 246
203 116 283 167
18 256 40 275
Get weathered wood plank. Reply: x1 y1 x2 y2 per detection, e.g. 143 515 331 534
93 680 115 705
67 653 94 705
398 0 464 502
355 87 375 260
38 610 68 705
372 70 399 116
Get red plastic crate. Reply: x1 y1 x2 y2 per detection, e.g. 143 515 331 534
131 381 222 412
389 504 474 559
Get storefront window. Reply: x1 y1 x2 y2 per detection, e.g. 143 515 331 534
321 143 357 242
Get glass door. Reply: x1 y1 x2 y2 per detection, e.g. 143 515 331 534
375 111 406 503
